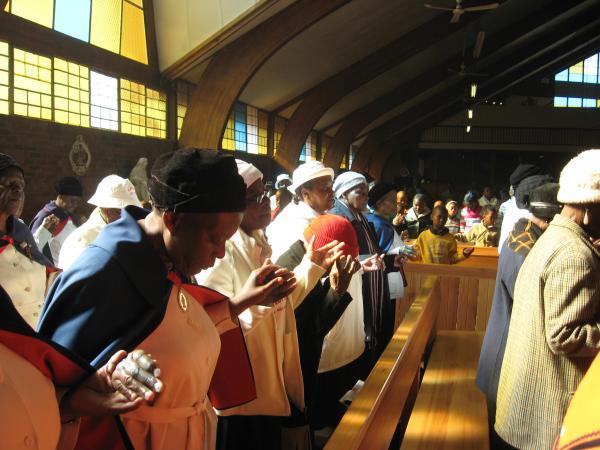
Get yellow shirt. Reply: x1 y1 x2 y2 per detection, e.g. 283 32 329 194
416 229 466 264
456 222 498 247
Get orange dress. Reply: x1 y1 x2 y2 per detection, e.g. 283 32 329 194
121 285 236 450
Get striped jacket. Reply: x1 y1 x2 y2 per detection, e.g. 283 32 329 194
495 214 600 450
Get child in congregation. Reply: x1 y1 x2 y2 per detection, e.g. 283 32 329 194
455 205 499 247
445 200 460 234
460 190 482 233
416 205 474 264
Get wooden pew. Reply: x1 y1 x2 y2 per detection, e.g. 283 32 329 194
325 276 441 450
400 331 488 450
327 257 496 450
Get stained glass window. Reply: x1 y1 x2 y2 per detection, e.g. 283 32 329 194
53 58 90 126
7 0 148 65
54 0 91 42
554 52 600 108
120 78 146 136
90 70 118 130
320 134 330 162
13 48 52 120
0 42 9 115
273 116 287 155
348 146 357 168
340 153 347 169
176 81 191 140
299 132 316 162
146 88 166 138
221 102 268 153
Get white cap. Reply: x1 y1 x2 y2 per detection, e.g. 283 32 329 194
88 175 142 209
288 161 334 195
275 173 292 189
236 159 263 188
333 171 367 198
557 149 600 204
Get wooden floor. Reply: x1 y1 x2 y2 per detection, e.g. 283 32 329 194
400 331 488 450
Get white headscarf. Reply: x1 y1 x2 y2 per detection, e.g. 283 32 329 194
333 171 367 198
236 159 263 188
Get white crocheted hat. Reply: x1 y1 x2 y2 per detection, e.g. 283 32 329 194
557 149 600 204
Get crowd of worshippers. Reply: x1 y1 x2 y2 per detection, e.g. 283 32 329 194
0 147 597 450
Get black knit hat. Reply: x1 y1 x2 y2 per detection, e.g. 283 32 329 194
148 147 246 213
368 181 396 208
515 174 554 209
55 176 83 196
0 153 24 176
509 163 541 189
528 182 561 220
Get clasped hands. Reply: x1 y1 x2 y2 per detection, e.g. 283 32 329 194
60 349 163 422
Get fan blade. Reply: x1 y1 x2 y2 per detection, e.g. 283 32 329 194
450 10 462 23
473 31 485 59
463 3 499 12
424 4 456 11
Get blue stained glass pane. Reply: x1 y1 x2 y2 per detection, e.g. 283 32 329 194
299 144 306 162
567 97 582 108
54 0 91 42
553 97 567 107
555 69 568 82
582 98 596 108
568 71 583 83
233 103 247 152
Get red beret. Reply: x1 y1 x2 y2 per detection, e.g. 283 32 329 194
304 214 359 258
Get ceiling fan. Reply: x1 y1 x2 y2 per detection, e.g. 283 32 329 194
424 0 499 23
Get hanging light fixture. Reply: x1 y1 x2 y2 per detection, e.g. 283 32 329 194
466 125 471 133
467 109 473 119
470 83 477 98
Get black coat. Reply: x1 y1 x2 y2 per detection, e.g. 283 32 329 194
328 199 396 354
275 240 352 424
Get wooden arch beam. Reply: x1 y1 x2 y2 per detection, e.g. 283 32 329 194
275 14 476 171
178 0 351 154
353 0 598 173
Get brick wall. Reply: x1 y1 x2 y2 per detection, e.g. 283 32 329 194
0 115 175 222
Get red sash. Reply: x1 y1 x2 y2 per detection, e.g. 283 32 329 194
167 272 257 409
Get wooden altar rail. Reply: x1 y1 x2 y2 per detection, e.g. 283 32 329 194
325 276 441 450
397 255 498 332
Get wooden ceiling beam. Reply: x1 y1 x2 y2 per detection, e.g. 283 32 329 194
352 0 600 172
330 0 580 171
274 14 478 171
371 17 600 176
178 0 352 158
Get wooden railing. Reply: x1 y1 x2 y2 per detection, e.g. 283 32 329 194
325 276 441 450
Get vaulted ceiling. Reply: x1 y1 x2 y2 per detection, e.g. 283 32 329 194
159 0 600 176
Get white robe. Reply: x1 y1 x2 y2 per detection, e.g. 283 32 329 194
196 229 325 416
58 208 106 270
266 201 320 261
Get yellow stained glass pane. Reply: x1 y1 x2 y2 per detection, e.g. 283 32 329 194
0 41 8 115
11 0 53 28
570 61 584 74
3 1 9 12
120 78 146 136
0 101 8 115
54 57 90 128
0 42 8 56
14 48 53 120
120 1 148 64
128 0 143 7
90 0 122 54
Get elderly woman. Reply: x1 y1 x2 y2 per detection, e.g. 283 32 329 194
38 148 296 450
0 153 55 327
58 175 142 270
197 160 342 450
0 154 163 449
